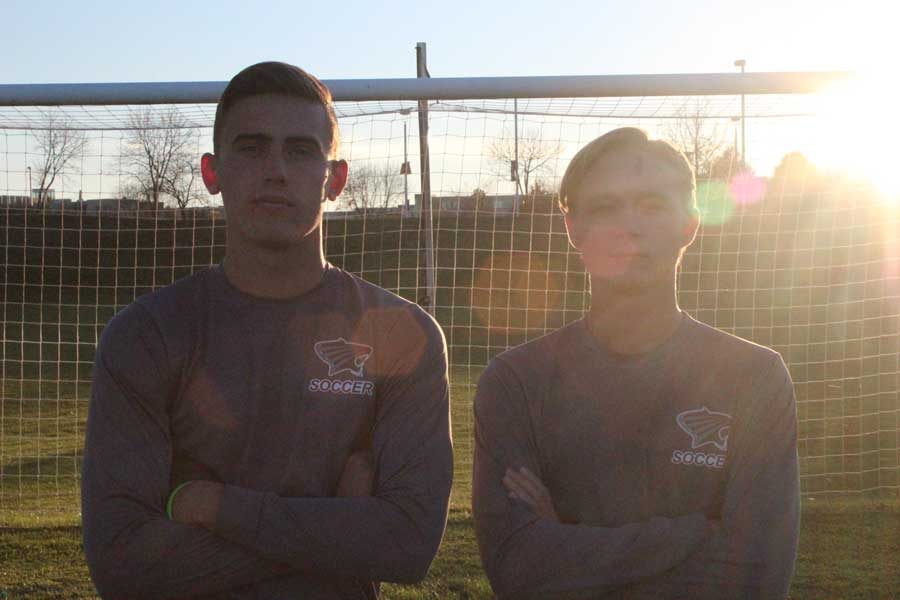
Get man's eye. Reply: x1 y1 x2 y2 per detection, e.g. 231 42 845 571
237 144 259 154
287 145 316 158
639 197 666 211
590 203 615 214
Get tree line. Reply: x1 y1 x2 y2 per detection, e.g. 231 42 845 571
27 104 836 214
28 108 203 212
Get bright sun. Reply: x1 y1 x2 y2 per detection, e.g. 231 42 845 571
813 73 900 205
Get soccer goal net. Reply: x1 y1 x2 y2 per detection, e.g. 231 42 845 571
1 74 897 523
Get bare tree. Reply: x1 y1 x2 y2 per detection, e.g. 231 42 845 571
708 145 750 180
341 163 402 213
118 181 148 202
488 129 563 196
31 112 89 206
663 100 727 180
162 153 205 213
123 108 199 210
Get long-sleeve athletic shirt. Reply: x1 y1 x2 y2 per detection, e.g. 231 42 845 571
81 263 453 599
472 314 800 599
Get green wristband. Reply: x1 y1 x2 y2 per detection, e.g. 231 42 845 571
166 481 195 520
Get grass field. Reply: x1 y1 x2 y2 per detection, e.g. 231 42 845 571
2 374 899 598
2 500 899 598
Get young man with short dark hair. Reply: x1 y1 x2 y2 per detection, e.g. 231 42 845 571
82 62 453 599
473 127 800 599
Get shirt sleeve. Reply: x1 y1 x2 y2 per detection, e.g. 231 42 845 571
472 359 713 599
626 354 801 599
81 304 288 599
208 306 453 584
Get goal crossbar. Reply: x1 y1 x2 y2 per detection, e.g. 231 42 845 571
0 71 853 106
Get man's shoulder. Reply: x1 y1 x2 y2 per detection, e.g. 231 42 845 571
683 315 782 370
132 268 212 319
333 266 420 311
331 266 445 349
679 316 794 407
489 320 583 379
102 269 212 346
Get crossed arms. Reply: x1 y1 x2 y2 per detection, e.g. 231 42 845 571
82 304 452 599
472 357 800 599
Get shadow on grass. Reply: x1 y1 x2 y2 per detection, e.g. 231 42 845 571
1 503 899 599
1 451 83 478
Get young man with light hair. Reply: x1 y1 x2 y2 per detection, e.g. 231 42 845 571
473 127 800 598
82 61 452 599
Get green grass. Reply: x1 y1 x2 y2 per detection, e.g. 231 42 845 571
1 503 899 599
2 374 900 598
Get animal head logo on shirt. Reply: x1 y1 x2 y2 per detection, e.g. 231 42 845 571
676 407 732 452
314 338 374 377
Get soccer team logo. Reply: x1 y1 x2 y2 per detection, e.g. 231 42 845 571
671 406 732 469
309 338 376 397
314 338 373 377
676 406 732 451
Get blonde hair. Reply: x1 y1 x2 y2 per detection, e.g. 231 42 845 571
558 127 695 214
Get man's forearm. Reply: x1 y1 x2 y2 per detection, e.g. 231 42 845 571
204 484 448 584
83 501 289 599
623 505 798 599
477 508 713 598
473 362 714 598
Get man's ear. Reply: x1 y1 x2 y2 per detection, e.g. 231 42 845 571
325 159 349 202
201 153 220 195
682 206 700 248
564 211 581 251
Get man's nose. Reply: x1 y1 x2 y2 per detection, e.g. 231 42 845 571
262 150 287 183
620 203 644 235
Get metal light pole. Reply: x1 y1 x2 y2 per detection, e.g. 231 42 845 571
416 42 436 315
731 116 739 167
734 59 746 165
513 98 519 215
402 121 410 213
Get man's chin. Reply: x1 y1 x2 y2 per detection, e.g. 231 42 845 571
234 222 320 251
252 237 296 251
588 270 660 294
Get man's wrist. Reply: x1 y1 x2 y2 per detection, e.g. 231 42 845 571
167 480 196 520
168 480 224 528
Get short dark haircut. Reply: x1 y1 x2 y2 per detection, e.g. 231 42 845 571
212 61 339 157
558 127 696 214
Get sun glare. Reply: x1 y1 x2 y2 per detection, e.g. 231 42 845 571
813 74 900 205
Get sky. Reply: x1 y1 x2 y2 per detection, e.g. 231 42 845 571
2 0 893 83
1 0 897 202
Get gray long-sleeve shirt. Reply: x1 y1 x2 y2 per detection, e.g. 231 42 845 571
472 315 800 599
82 264 453 599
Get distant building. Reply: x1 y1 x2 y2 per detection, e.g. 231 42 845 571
1 189 69 208
324 204 410 220
80 198 154 212
0 194 33 208
412 194 518 215
33 189 56 204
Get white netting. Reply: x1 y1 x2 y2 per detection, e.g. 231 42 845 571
1 91 898 523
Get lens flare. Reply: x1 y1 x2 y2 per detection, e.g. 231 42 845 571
729 172 767 206
696 181 735 226
813 74 900 206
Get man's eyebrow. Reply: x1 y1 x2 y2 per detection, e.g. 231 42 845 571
584 192 620 204
230 133 270 145
638 191 669 201
284 135 324 147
